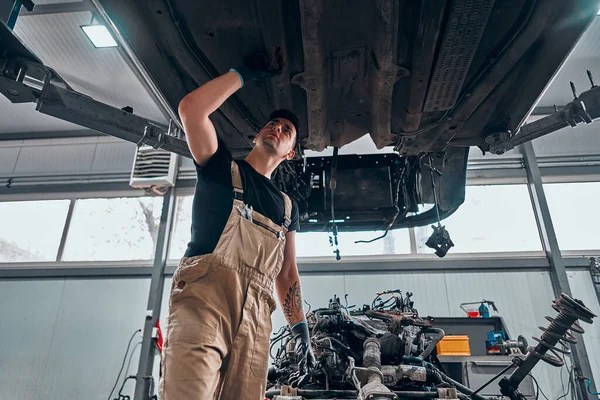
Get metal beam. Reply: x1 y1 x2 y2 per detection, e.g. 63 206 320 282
0 73 191 157
520 141 597 399
55 198 75 261
0 129 104 141
19 2 90 16
133 187 176 400
0 266 154 278
0 256 594 279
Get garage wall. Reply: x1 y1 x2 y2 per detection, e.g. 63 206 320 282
161 269 597 400
567 270 600 388
0 268 597 400
0 137 135 178
0 277 156 400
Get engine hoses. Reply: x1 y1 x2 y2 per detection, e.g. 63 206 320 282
425 366 443 385
424 362 487 400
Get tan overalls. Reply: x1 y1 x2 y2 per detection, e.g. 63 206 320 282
159 160 292 400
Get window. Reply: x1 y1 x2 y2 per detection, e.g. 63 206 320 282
544 182 600 251
296 228 411 257
169 196 193 260
0 200 71 262
415 185 542 253
62 196 163 261
169 196 411 259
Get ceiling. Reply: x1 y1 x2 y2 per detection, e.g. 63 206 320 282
0 3 598 148
0 1 169 138
535 16 600 108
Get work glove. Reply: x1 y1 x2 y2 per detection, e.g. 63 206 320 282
230 48 284 87
289 321 316 388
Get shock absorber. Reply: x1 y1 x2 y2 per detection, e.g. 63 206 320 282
499 293 596 400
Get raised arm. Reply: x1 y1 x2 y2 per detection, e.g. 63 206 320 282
178 72 242 167
178 51 282 167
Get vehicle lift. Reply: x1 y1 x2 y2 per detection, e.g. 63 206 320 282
1 16 600 165
2 9 600 400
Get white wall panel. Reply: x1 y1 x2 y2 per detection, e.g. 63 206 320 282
91 141 136 173
567 270 600 386
1 270 592 400
0 138 135 177
443 271 573 399
343 270 450 316
0 147 20 175
0 277 151 400
13 143 97 176
0 279 64 400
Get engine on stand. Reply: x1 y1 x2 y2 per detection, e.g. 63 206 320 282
265 290 596 400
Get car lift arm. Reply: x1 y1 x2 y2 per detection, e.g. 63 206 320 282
0 20 192 158
2 19 600 159
485 71 600 155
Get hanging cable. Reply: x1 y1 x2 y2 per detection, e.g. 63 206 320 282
527 374 549 400
328 147 341 260
583 378 600 396
355 159 409 244
107 329 141 400
422 154 454 257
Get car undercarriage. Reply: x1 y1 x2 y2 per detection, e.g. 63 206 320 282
85 0 599 235
1 0 600 256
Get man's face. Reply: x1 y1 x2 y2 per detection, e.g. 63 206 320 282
255 118 297 160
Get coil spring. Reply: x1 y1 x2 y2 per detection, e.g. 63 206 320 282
527 293 596 367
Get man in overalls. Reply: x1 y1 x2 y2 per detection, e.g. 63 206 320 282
158 56 315 399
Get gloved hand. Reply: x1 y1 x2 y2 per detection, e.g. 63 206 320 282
289 321 316 388
230 48 284 87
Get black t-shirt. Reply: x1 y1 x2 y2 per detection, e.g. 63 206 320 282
184 139 300 258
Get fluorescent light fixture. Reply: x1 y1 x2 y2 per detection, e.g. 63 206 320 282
80 24 118 48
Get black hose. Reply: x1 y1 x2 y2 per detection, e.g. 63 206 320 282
426 367 443 385
420 328 445 359
424 362 487 400
317 337 358 360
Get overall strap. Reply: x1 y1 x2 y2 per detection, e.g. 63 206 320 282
282 192 292 230
231 161 243 201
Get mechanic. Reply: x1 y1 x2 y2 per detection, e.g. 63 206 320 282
158 56 315 399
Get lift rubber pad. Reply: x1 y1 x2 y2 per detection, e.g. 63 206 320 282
423 0 495 112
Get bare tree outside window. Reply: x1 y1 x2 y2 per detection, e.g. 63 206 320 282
0 200 70 262
62 197 163 261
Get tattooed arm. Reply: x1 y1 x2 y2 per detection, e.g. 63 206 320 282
276 230 315 387
275 231 306 326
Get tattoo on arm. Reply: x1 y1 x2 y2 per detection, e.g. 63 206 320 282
282 281 305 324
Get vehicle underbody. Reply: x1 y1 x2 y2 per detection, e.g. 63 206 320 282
90 0 598 236
266 289 596 400
1 1 600 255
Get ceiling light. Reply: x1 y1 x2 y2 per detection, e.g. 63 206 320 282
80 24 118 48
